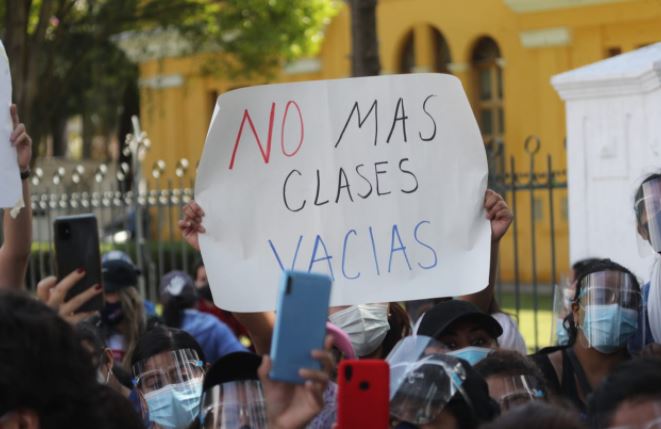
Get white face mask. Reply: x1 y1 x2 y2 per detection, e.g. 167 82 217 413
329 303 390 357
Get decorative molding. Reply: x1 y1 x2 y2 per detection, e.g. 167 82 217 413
139 74 184 89
283 58 322 75
552 43 661 100
520 27 571 48
448 63 469 73
411 66 432 73
113 29 194 63
505 0 633 13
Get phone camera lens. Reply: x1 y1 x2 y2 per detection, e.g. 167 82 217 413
344 365 353 381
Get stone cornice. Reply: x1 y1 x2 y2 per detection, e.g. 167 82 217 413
505 0 633 13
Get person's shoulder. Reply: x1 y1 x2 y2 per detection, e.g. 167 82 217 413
491 311 517 329
188 309 234 332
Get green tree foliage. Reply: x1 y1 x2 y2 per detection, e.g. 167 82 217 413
1 0 337 157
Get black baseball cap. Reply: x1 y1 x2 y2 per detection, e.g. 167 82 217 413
417 300 503 340
102 259 138 293
203 352 262 391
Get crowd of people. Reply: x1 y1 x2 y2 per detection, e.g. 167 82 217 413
2 106 661 429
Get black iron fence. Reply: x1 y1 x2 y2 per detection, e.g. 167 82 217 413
1 132 567 351
488 136 568 351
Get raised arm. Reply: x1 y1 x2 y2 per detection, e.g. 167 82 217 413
180 201 275 354
459 189 513 313
0 105 33 289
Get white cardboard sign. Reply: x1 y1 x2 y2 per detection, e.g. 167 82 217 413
0 41 20 209
196 73 491 312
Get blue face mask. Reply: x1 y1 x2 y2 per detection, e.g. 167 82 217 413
581 304 638 354
556 318 570 346
447 346 492 365
144 379 203 429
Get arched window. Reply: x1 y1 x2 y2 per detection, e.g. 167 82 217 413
399 30 415 73
472 37 504 145
432 28 452 74
398 26 452 74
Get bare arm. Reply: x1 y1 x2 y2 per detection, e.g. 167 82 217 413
0 105 33 289
180 201 275 354
459 189 512 314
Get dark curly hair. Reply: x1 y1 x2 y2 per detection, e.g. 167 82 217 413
474 349 549 399
0 291 106 428
589 357 661 429
562 259 640 346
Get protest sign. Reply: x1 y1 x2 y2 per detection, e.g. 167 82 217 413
0 41 20 209
196 73 491 312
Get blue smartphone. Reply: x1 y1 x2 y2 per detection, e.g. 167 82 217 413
269 270 332 384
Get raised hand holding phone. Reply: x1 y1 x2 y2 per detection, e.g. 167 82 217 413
269 271 332 384
53 214 104 314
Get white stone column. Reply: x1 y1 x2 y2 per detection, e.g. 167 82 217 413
552 43 661 280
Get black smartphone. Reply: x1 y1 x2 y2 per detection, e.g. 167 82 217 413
53 214 104 313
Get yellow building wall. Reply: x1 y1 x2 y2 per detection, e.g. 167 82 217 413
137 0 661 283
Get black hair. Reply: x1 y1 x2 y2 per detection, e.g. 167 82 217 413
95 384 144 429
0 290 106 428
446 359 500 429
571 258 602 280
75 321 107 368
163 293 197 329
481 402 584 429
474 349 549 399
130 325 206 368
562 258 640 346
589 357 661 429
381 303 412 358
635 173 661 227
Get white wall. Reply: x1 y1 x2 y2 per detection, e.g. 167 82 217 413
553 44 661 281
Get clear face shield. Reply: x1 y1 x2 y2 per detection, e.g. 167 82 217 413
636 177 661 255
551 279 576 346
576 271 642 354
387 336 467 425
486 374 545 412
133 349 205 429
198 380 268 429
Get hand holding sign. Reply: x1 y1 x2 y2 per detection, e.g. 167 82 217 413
485 189 513 243
0 41 21 209
179 201 206 251
10 105 32 173
196 73 491 312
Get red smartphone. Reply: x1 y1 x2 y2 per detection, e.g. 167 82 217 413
337 359 390 429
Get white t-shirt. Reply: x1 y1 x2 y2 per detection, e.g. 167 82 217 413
491 312 527 354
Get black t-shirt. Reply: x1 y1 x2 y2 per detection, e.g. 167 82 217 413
531 346 586 413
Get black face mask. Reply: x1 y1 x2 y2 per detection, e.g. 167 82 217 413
199 284 213 302
101 301 124 326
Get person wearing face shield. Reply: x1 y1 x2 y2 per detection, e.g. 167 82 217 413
416 299 503 366
531 259 642 415
131 326 208 429
552 258 602 347
632 173 661 351
473 349 549 413
387 336 500 429
192 340 334 429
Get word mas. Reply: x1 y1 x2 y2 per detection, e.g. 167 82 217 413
227 94 440 279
